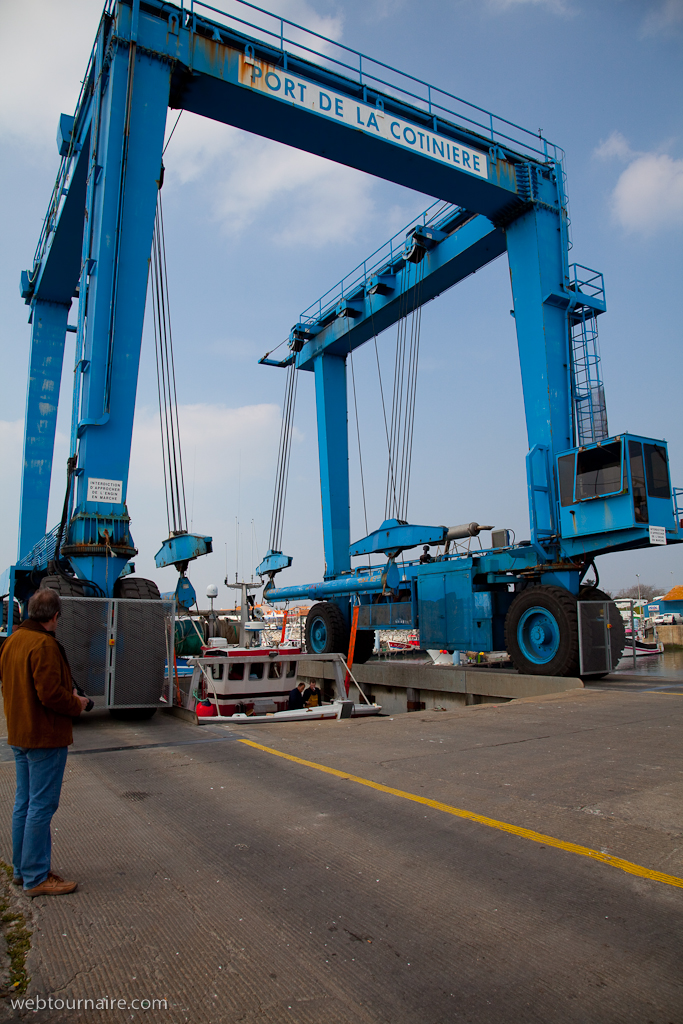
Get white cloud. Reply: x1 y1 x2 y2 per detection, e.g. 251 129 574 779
0 0 343 145
0 421 23 568
0 0 101 144
130 401 284 497
487 0 569 12
640 0 683 36
594 132 683 233
611 153 683 232
165 113 375 247
593 130 633 161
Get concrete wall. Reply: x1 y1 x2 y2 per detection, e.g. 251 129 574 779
655 624 683 648
299 659 582 715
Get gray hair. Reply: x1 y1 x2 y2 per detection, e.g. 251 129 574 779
28 589 62 622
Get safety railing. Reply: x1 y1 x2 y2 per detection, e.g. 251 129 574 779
185 0 564 166
298 200 459 326
569 264 605 302
674 488 683 528
32 0 117 275
16 523 62 571
34 0 564 289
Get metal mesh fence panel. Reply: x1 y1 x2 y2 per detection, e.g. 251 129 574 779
56 598 110 697
357 601 414 629
578 601 611 676
111 599 175 707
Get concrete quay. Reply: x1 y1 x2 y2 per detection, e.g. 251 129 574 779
299 657 582 713
1 682 682 1023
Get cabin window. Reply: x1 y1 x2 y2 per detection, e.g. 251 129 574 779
287 661 297 678
210 663 224 680
575 441 622 500
249 663 264 680
628 441 648 524
228 662 244 681
644 444 670 499
268 662 282 679
558 453 575 506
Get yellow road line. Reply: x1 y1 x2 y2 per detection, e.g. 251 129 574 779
239 738 683 890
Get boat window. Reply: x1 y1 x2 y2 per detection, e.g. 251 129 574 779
628 441 648 524
268 662 282 679
249 663 264 680
575 441 622 500
228 662 244 681
644 443 670 499
558 453 575 506
210 663 224 680
287 661 297 678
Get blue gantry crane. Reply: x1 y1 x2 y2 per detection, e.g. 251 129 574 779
1 0 680 682
257 191 682 673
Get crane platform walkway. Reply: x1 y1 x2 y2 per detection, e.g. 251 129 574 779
0 687 682 1023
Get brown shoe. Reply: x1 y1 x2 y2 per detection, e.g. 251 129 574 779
24 872 77 896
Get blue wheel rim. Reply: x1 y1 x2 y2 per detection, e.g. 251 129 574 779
309 616 328 653
517 606 561 665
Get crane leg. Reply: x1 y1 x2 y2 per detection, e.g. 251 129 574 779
18 300 70 561
314 353 351 581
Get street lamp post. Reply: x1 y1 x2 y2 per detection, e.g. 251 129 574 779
636 574 641 604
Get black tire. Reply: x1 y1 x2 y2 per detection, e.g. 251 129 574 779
579 586 626 676
352 629 375 664
114 577 161 600
505 585 580 677
41 574 90 596
2 599 20 628
109 707 157 721
305 602 349 655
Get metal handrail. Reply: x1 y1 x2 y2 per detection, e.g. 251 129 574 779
32 0 564 282
188 0 563 165
299 200 458 325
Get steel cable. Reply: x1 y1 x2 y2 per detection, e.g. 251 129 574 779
150 194 187 536
268 359 298 553
384 257 424 522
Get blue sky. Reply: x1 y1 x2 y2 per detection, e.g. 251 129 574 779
1 0 682 606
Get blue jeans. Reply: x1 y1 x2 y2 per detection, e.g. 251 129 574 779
11 746 68 890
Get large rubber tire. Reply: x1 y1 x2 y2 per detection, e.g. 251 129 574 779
305 602 349 655
2 600 20 629
113 577 161 600
505 585 580 677
579 586 626 676
352 629 375 664
109 707 158 721
41 574 90 596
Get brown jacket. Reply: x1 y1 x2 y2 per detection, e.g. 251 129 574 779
0 619 82 748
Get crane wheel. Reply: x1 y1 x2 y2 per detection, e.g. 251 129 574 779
351 629 375 664
305 602 349 655
113 577 161 600
578 586 626 676
2 599 20 631
505 585 580 677
40 575 91 597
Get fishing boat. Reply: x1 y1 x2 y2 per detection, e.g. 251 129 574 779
169 639 381 721
623 628 664 656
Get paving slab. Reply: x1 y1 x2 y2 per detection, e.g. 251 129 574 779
0 690 681 1023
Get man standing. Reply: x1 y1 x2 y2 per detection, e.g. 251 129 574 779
0 589 88 896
